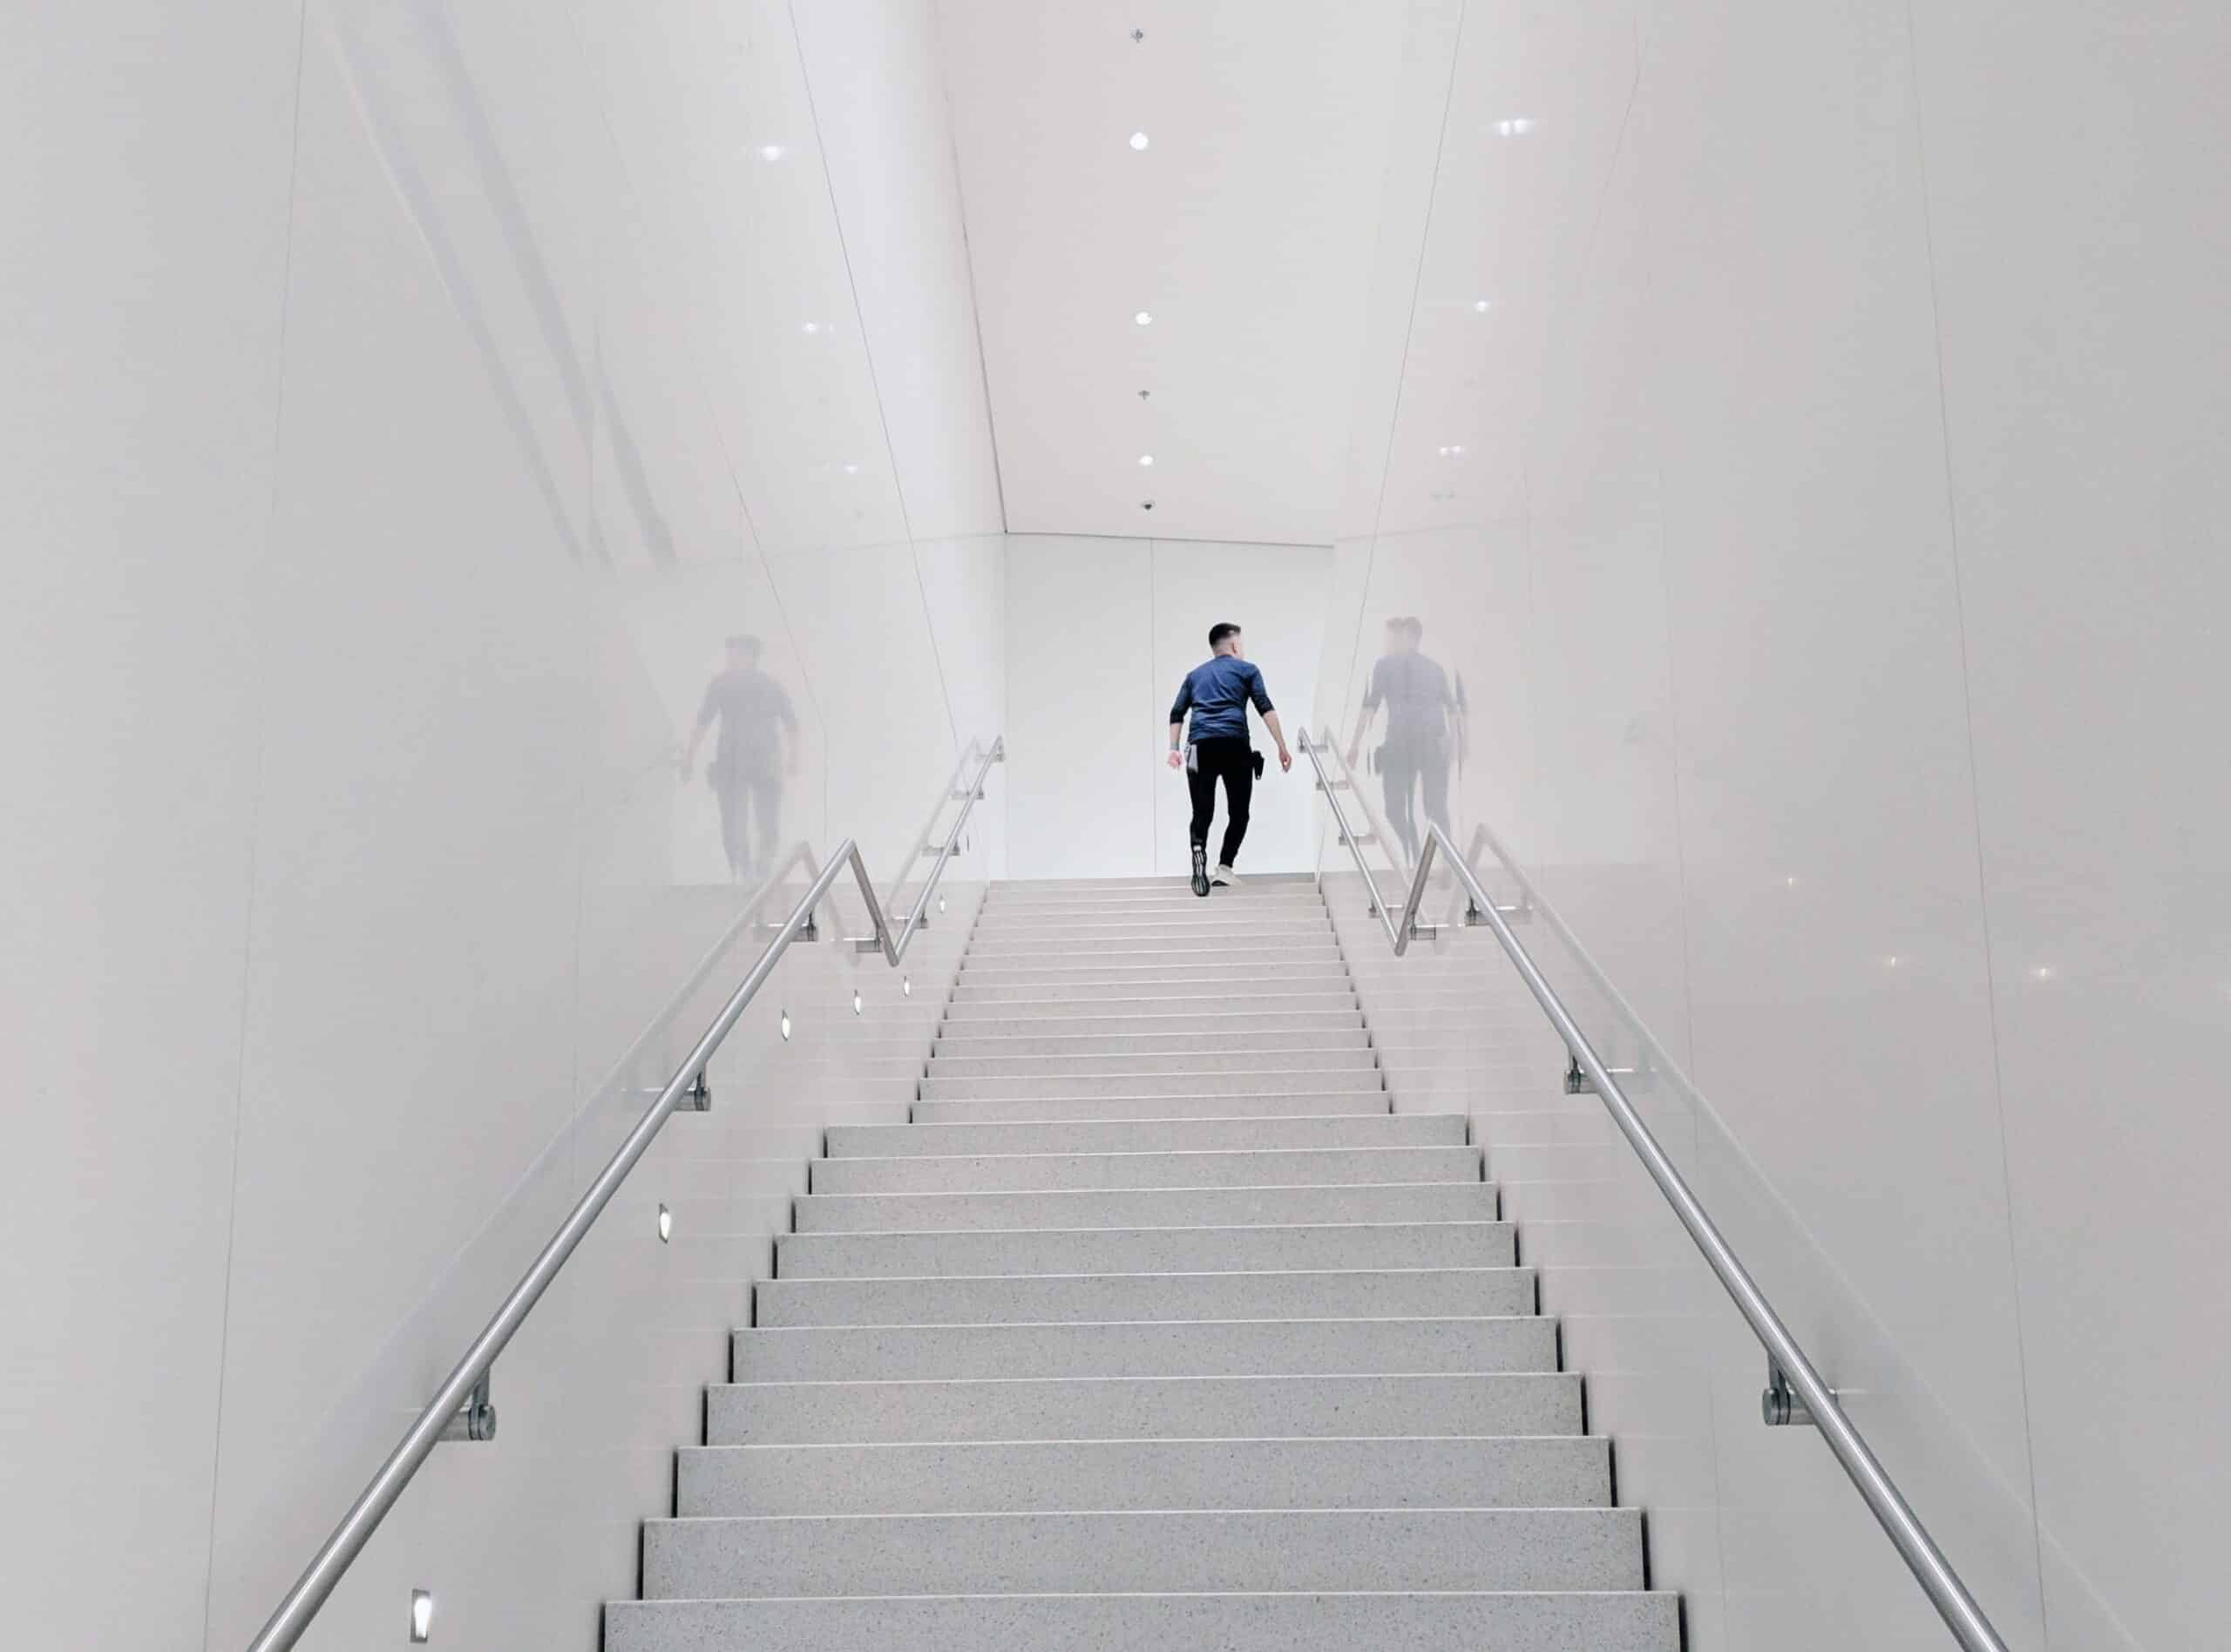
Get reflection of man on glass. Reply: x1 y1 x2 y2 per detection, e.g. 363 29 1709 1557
1349 616 1462 865
682 634 799 882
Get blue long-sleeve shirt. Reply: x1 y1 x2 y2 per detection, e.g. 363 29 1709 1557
1170 654 1273 742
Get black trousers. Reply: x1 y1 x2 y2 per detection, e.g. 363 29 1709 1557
1187 736 1254 867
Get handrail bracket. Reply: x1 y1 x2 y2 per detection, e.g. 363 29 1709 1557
1764 1358 1834 1428
438 1374 497 1445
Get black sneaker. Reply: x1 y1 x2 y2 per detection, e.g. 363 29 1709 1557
1190 845 1210 897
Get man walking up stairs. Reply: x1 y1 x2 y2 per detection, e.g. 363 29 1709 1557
607 875 1677 1649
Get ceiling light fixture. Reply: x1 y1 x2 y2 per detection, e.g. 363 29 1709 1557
1494 117 1537 137
1133 310 1153 326
800 322 823 335
1129 131 1150 151
1474 299 1492 313
757 144 786 161
1138 454 1155 467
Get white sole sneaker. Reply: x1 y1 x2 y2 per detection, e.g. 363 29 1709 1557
1211 865 1239 886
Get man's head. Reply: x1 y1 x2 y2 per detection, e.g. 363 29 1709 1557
1208 622 1244 658
1401 617 1424 651
725 633 763 667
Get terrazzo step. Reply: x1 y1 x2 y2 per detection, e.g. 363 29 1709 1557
953 961 1353 990
707 1370 1584 1444
754 1267 1536 1325
926 1047 1380 1080
607 1591 1678 1652
809 1144 1478 1194
986 882 1326 904
641 1507 1644 1598
790 1180 1502 1233
973 909 1332 931
676 1433 1610 1515
916 1070 1386 1101
910 1091 1390 1122
966 940 1346 964
942 995 1360 1022
986 878 1312 900
775 1220 1516 1278
931 1026 1370 1056
729 1315 1558 1380
825 1114 1461 1159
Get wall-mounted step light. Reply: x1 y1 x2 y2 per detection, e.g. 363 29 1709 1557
657 1204 672 1243
903 976 912 997
410 1590 435 1642
779 1011 792 1041
852 991 863 1016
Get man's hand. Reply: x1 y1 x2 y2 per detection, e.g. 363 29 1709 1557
1278 746 1293 774
1167 748 1183 770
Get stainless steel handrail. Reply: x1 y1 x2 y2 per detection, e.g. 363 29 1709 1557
1304 730 1436 952
1297 730 2011 1652
858 737 993 962
246 737 1003 1652
878 736 989 920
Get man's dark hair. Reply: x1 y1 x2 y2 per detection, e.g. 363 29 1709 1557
726 633 763 654
1208 622 1242 649
1402 617 1424 642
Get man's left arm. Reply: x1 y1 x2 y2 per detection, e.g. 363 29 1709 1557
1249 666 1293 773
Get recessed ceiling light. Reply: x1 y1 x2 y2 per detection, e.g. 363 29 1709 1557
1129 131 1150 151
1474 299 1492 313
1134 310 1153 326
757 144 786 161
801 322 822 335
1494 118 1536 138
1138 454 1155 467
841 462 861 475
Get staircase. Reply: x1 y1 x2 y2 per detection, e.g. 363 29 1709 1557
607 874 1678 1649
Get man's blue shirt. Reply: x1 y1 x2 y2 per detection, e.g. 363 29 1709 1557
1170 654 1273 742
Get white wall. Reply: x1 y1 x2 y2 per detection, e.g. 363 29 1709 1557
1006 535 1331 880
0 3 1003 1648
1319 2 2231 1649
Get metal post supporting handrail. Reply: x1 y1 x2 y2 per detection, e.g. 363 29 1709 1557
246 738 1003 1652
1298 734 2011 1652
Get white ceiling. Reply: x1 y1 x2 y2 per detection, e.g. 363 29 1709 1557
938 2 1411 546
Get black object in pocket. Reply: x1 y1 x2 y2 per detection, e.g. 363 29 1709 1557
1251 751 1265 780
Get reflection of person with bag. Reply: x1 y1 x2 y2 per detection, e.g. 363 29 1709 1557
1349 616 1461 865
681 634 799 882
